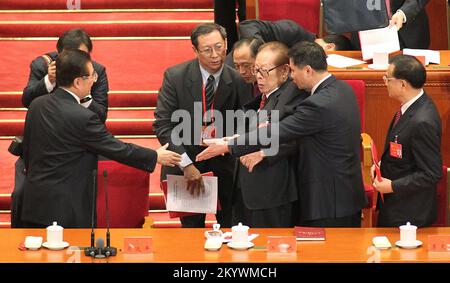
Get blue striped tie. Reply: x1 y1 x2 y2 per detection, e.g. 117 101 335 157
205 75 215 109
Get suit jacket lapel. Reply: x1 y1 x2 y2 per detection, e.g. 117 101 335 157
185 60 203 103
213 66 232 110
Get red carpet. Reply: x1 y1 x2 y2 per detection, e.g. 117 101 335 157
0 11 213 37
0 0 213 10
0 39 194 92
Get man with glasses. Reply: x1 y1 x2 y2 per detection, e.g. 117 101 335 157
197 41 367 227
154 23 251 228
373 55 442 227
23 28 108 123
18 50 181 228
232 42 308 227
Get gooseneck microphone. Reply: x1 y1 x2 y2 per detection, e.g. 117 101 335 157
84 169 97 257
102 170 117 257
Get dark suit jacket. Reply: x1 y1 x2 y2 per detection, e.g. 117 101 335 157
238 19 316 48
378 93 442 227
21 88 157 228
153 59 251 220
231 75 367 221
352 0 430 49
22 51 109 123
237 79 307 210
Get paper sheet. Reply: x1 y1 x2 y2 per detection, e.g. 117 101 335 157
403 49 440 65
359 26 400 60
166 174 218 214
327 54 366 68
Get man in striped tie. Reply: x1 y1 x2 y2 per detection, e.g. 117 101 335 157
154 23 251 228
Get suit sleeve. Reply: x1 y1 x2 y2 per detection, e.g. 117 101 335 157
153 69 188 155
391 120 442 195
22 58 49 108
262 142 298 166
399 0 429 23
230 101 322 157
87 65 109 123
82 114 157 172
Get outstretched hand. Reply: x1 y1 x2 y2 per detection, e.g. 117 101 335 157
156 143 181 166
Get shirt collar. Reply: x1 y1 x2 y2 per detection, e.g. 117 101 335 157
199 63 223 89
264 87 279 100
311 74 332 95
61 87 81 104
401 89 424 114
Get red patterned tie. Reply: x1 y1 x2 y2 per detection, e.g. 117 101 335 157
385 0 392 18
393 109 402 127
259 94 267 110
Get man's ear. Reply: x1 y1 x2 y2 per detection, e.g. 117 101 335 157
192 45 197 54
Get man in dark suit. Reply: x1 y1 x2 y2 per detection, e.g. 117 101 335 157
373 55 442 227
19 50 181 228
352 0 430 49
238 19 353 51
197 41 367 227
153 23 251 228
23 28 108 123
233 42 308 227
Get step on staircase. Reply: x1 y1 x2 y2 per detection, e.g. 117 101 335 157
0 0 217 228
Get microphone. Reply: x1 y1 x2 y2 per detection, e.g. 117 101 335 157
102 170 117 257
84 169 98 257
94 238 106 259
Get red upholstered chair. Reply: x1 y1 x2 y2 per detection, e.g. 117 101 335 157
433 166 449 227
344 80 376 227
257 0 321 35
96 160 149 228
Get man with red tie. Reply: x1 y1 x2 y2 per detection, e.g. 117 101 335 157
232 41 307 227
373 55 442 227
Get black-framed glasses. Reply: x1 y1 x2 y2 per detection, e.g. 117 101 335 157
251 64 284 78
198 43 225 56
81 70 98 83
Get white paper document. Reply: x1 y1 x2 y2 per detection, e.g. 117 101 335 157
403 48 440 65
326 54 365 68
166 174 218 214
359 26 400 60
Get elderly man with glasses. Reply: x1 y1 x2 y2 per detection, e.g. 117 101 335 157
231 41 308 227
153 23 251 228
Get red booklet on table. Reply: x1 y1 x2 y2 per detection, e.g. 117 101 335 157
160 172 221 218
294 226 326 241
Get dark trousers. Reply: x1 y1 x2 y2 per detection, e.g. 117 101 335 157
21 221 47 228
300 211 362 228
232 185 296 228
214 0 246 53
11 157 26 228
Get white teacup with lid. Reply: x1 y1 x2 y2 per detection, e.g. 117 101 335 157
231 222 249 244
46 221 64 245
399 222 417 244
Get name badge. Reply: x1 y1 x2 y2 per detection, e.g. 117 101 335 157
390 142 402 159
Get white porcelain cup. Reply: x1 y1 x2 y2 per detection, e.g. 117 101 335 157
46 221 63 245
373 51 389 67
231 222 249 244
399 222 417 243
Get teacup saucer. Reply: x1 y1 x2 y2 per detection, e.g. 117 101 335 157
368 64 389 70
42 241 69 250
227 241 254 250
395 240 423 249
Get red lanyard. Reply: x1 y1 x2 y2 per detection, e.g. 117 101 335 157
201 82 215 124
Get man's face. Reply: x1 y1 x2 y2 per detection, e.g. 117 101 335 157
289 58 309 90
233 45 256 83
383 64 402 99
194 30 227 74
254 50 287 95
75 62 96 98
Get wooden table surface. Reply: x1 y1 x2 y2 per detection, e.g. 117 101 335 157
1 227 450 263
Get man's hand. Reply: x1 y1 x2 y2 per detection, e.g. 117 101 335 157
156 143 181 166
196 143 230 162
390 11 405 31
183 164 204 196
240 151 264 173
373 177 393 194
48 61 56 84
